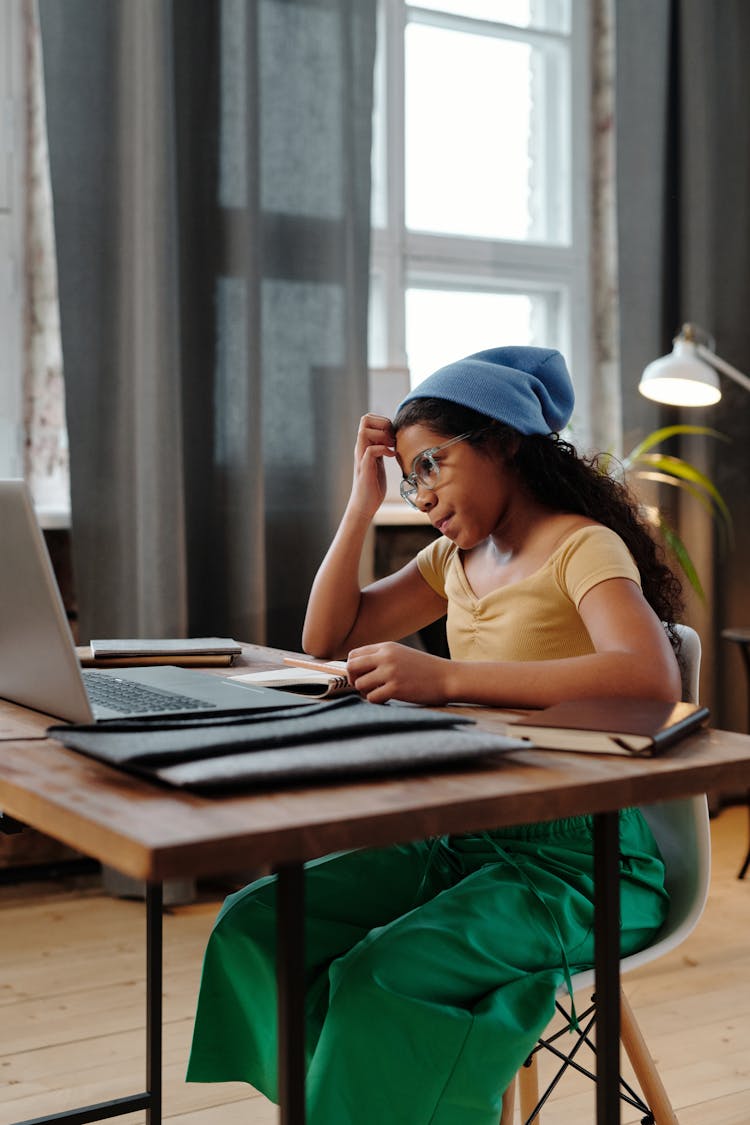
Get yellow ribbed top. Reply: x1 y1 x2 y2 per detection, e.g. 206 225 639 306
416 524 641 663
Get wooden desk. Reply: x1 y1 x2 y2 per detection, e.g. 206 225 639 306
3 646 750 1124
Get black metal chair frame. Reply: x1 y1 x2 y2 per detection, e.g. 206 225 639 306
518 995 655 1125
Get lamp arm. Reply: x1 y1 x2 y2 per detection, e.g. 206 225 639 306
696 343 750 395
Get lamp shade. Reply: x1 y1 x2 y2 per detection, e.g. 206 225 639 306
639 339 721 407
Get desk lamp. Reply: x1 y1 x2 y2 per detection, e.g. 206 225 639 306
639 323 750 407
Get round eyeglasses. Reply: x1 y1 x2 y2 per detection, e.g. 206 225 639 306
399 430 475 509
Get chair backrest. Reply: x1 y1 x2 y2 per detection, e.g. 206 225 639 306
566 793 711 990
630 794 711 964
567 622 710 991
675 622 701 704
630 623 709 962
623 622 710 967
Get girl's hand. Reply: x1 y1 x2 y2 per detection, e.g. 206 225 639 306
347 641 452 705
351 414 396 516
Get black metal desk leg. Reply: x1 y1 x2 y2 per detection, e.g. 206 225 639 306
277 862 306 1125
9 886 161 1124
593 811 621 1125
145 882 163 1125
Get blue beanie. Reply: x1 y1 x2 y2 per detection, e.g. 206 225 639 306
397 345 574 435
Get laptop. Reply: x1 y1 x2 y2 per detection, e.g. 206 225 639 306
0 480 311 724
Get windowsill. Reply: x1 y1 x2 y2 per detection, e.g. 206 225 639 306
36 504 72 530
33 502 428 530
372 502 432 526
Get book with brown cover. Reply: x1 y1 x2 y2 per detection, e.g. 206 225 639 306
79 651 236 669
81 638 241 668
508 697 710 756
90 637 241 659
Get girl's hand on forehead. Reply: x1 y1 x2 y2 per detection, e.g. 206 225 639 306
356 413 395 451
351 413 397 515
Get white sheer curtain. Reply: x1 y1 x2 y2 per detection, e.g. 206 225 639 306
22 0 69 514
589 0 622 455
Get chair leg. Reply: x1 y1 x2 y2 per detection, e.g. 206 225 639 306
738 847 750 880
500 1073 516 1125
738 793 750 878
518 1055 540 1123
620 988 678 1125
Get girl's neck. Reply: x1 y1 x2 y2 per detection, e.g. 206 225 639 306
488 494 556 560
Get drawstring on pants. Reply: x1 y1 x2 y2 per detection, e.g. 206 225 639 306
412 832 580 1029
479 832 580 1029
414 835 449 906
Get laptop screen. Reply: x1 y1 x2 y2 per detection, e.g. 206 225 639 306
0 480 94 723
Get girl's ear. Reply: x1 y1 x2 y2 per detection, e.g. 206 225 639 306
485 423 521 464
504 432 522 462
471 420 524 466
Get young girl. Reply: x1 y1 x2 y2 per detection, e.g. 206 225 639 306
188 346 683 1125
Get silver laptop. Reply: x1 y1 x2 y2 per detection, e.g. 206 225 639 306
0 480 309 723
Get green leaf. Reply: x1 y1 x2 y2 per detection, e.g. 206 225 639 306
598 449 616 475
635 471 733 553
613 423 733 597
633 453 733 531
624 425 728 467
658 518 706 603
635 470 717 512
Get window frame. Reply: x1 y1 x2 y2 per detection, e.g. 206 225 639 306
369 0 592 426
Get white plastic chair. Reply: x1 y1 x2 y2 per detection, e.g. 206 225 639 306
501 624 710 1125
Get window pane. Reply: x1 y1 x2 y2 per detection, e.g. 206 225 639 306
370 2 387 228
409 0 571 34
405 22 568 242
405 288 554 386
368 273 388 367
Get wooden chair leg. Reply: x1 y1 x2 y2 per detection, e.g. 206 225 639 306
620 988 679 1125
500 1073 516 1125
518 1054 540 1123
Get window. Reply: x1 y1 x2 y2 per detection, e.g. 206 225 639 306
369 0 591 412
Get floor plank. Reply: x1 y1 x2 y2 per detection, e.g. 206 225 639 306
1 805 749 1123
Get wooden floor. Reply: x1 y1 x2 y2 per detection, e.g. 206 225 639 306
1 805 749 1124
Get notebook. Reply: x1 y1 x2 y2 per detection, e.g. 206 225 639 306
0 480 310 724
233 658 353 698
508 697 710 756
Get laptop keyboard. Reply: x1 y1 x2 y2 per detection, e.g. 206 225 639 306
82 671 216 715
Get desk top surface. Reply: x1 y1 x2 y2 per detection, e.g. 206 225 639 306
2 645 750 881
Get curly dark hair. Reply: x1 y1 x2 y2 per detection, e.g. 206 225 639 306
393 397 685 652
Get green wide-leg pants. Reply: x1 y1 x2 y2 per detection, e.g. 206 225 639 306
187 809 668 1125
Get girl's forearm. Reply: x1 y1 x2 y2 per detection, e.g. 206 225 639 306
301 502 373 657
444 652 680 709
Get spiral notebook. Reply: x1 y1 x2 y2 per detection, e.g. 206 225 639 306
232 658 353 698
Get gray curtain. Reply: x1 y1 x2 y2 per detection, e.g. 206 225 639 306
38 0 376 649
616 0 750 731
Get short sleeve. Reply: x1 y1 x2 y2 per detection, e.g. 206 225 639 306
556 525 641 609
415 536 455 600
